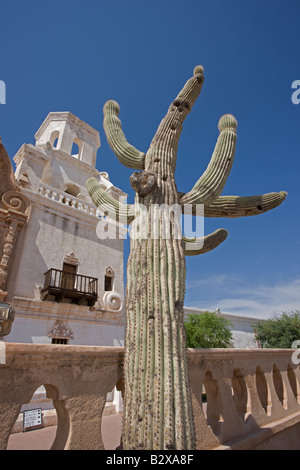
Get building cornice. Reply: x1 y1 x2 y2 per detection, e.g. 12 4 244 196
21 185 128 239
34 111 101 148
12 297 125 326
13 143 50 167
183 307 262 327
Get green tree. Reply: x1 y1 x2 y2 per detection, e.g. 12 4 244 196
253 311 300 348
184 311 233 348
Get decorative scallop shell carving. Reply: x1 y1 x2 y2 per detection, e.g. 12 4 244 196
102 291 123 311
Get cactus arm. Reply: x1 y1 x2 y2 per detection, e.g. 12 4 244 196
203 191 287 218
172 65 205 113
146 67 205 173
180 114 237 206
86 177 135 224
162 65 205 124
183 228 228 256
103 100 145 170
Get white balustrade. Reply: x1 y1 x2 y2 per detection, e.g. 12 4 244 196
38 183 99 218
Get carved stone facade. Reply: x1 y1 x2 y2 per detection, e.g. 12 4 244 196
0 140 31 301
48 320 74 341
63 253 80 266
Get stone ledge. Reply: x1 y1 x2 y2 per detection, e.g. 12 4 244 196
216 410 300 450
11 297 125 326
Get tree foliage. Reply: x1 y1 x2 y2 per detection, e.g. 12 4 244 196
184 311 233 348
253 310 300 349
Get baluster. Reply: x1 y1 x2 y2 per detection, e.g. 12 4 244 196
265 368 285 419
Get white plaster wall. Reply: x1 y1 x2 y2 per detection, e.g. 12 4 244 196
35 120 67 147
43 152 99 199
6 197 125 347
231 330 258 349
8 315 125 347
7 201 124 301
14 145 50 193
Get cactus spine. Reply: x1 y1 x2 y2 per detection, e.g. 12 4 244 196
86 66 286 450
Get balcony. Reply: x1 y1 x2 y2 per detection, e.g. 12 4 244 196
41 268 98 307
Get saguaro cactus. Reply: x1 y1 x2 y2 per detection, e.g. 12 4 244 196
86 66 286 450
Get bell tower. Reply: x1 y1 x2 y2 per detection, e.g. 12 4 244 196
34 111 100 167
8 111 126 347
14 112 104 199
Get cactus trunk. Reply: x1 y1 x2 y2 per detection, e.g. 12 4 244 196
123 168 194 450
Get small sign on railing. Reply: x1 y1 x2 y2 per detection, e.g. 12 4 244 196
23 408 43 432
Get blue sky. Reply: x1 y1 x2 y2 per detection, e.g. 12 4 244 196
1 0 299 319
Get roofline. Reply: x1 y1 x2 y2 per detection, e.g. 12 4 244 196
183 306 264 323
34 112 101 148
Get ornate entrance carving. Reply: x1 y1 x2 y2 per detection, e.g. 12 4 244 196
0 139 31 300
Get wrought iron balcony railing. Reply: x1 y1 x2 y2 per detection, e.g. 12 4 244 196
41 268 98 307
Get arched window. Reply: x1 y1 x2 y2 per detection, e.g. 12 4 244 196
50 130 60 149
71 142 80 156
71 137 83 159
104 267 114 291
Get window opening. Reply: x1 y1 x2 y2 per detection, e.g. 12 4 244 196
71 142 80 156
104 275 113 291
51 338 68 345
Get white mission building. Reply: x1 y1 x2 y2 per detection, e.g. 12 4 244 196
2 111 127 347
